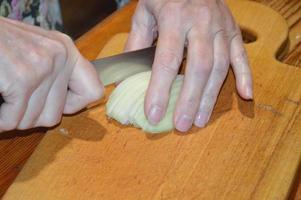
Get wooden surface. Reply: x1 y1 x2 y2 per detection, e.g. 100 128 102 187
2 0 301 199
0 0 300 199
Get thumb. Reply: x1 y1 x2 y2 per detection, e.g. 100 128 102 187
125 2 157 51
63 55 104 114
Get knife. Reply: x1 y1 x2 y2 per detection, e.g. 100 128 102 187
92 46 156 86
0 46 156 105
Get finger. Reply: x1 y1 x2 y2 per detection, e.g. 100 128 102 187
63 55 104 114
0 88 30 131
217 1 253 99
194 31 229 127
34 37 73 127
17 77 53 129
173 27 214 132
145 25 185 125
230 30 253 99
34 70 69 127
124 2 157 51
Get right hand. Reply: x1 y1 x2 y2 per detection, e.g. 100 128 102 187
0 17 104 132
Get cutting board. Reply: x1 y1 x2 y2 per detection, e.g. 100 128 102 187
3 0 301 199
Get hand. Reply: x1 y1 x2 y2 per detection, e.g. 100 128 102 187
125 0 253 132
0 17 103 132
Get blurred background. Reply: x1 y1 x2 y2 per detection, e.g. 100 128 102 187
60 0 118 39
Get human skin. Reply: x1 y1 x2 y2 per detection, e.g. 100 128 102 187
125 0 253 132
0 17 103 132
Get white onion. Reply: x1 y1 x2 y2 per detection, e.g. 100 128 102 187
106 71 183 133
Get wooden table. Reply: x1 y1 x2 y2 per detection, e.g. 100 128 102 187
0 0 300 198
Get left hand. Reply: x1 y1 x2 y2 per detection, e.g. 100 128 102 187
125 0 253 132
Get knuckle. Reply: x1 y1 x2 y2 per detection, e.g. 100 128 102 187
30 52 54 77
217 56 229 67
161 1 182 13
176 93 199 116
197 5 212 24
51 30 73 43
234 48 248 64
229 31 242 43
55 42 67 56
156 51 181 76
131 13 151 31
214 65 229 78
225 19 239 33
40 57 54 74
62 34 73 47
214 58 229 76
59 33 73 49
158 2 183 21
27 48 43 64
185 96 199 110
14 65 33 86
193 61 213 77
93 86 105 100
227 23 237 34
161 64 179 77
86 86 104 104
54 41 68 58
131 17 142 31
43 39 68 67
215 29 227 39
50 31 70 55
239 48 248 59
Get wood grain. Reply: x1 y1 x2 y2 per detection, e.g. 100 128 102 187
256 0 301 66
2 0 301 199
0 0 300 199
255 1 301 198
0 130 45 196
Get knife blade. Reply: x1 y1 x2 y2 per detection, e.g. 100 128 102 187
92 46 156 86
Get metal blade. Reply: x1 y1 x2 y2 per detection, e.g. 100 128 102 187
92 46 156 86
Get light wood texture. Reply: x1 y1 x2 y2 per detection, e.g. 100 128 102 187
0 0 300 199
3 0 301 199
97 33 129 58
256 0 301 69
0 130 45 196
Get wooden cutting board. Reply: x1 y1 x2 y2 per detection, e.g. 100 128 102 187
3 0 301 199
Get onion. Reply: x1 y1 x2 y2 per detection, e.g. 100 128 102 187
106 71 183 133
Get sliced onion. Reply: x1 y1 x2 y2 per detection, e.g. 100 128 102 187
106 71 183 133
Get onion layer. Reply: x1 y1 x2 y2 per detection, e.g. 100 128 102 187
106 71 183 133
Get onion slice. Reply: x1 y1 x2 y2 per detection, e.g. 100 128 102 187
106 71 183 133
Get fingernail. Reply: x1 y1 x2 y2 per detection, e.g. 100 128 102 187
194 111 209 128
176 115 193 132
148 105 163 125
245 86 253 99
